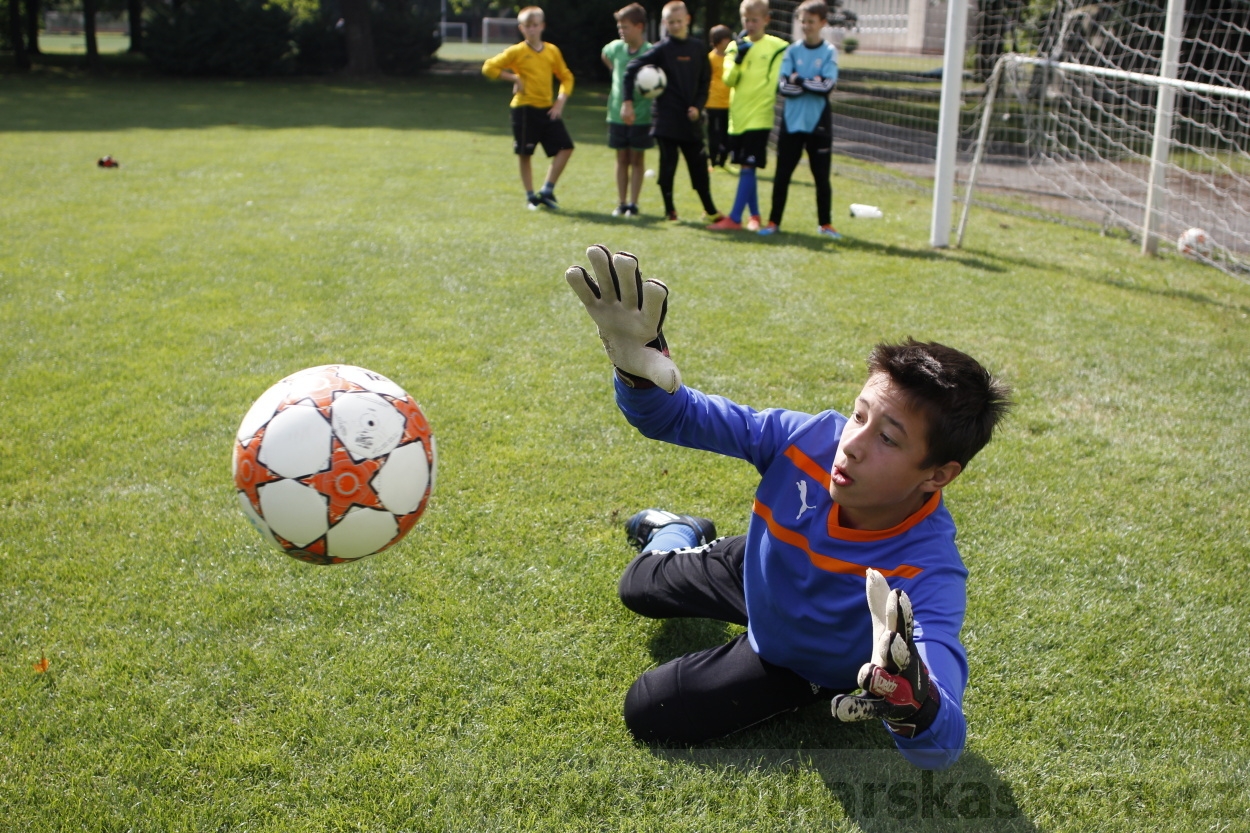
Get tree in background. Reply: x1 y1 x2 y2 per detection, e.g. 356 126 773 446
24 0 40 53
5 0 33 68
82 0 99 68
339 0 379 75
126 0 141 52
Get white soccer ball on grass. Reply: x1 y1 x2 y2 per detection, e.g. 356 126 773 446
1177 227 1213 258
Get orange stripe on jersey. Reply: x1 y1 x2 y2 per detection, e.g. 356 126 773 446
784 445 831 488
753 500 924 578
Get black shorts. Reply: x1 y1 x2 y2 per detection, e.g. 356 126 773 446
608 122 655 151
511 106 575 157
728 128 771 169
617 535 845 744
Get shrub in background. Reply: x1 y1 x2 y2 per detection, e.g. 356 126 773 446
145 0 295 76
144 0 441 76
373 0 442 75
290 15 348 75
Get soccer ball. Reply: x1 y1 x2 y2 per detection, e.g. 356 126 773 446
1177 227 1213 258
233 365 436 565
636 65 667 99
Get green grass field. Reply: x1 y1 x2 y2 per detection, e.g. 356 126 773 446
2 70 1248 832
36 32 132 54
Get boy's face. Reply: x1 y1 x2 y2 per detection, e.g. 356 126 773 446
740 9 768 39
519 16 545 44
799 12 825 44
617 18 645 45
829 373 961 531
663 8 691 39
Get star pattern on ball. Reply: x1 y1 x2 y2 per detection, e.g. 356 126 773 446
285 368 357 420
234 431 283 514
299 439 387 526
234 365 436 564
393 396 432 448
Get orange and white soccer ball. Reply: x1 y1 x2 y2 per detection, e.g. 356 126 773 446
233 365 435 565
1177 227 1212 258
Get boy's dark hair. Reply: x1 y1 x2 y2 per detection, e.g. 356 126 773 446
867 338 1012 469
797 0 829 20
710 24 733 45
615 2 647 26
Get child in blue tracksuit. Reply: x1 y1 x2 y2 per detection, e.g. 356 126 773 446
564 245 1013 770
760 0 840 237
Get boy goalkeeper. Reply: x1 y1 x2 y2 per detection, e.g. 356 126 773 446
565 246 1012 770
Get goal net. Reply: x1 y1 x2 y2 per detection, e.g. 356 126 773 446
956 0 1250 275
481 17 519 45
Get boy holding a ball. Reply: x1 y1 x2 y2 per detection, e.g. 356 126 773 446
621 1 723 224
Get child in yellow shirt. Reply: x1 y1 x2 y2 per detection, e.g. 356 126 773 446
482 6 576 210
705 25 733 172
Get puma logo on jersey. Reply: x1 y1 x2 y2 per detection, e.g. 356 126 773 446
796 480 818 519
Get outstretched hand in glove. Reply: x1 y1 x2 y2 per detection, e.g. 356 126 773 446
565 245 681 393
831 568 941 738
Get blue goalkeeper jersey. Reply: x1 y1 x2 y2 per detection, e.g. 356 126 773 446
616 378 970 769
778 40 838 133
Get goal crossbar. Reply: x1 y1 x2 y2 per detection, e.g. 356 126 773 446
1006 54 1250 104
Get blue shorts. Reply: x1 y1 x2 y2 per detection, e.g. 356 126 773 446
511 106 575 157
608 122 655 151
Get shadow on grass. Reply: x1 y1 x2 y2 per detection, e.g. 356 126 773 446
641 619 1041 831
543 210 1010 271
646 617 738 662
1088 271 1250 315
0 57 612 139
653 743 1040 832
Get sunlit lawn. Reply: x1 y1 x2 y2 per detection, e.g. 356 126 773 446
1 70 1248 832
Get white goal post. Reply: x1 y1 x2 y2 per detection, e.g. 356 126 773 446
438 22 468 43
482 17 519 45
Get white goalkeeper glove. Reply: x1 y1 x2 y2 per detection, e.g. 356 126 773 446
565 244 681 393
831 568 940 738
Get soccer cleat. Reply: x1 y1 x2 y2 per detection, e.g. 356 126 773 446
746 215 762 232
758 222 779 236
706 216 742 231
612 203 628 217
818 225 843 240
665 210 679 221
722 162 741 175
527 194 542 210
625 509 718 551
625 204 640 218
702 211 726 224
537 191 559 210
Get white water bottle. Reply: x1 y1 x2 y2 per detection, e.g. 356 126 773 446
850 203 883 219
